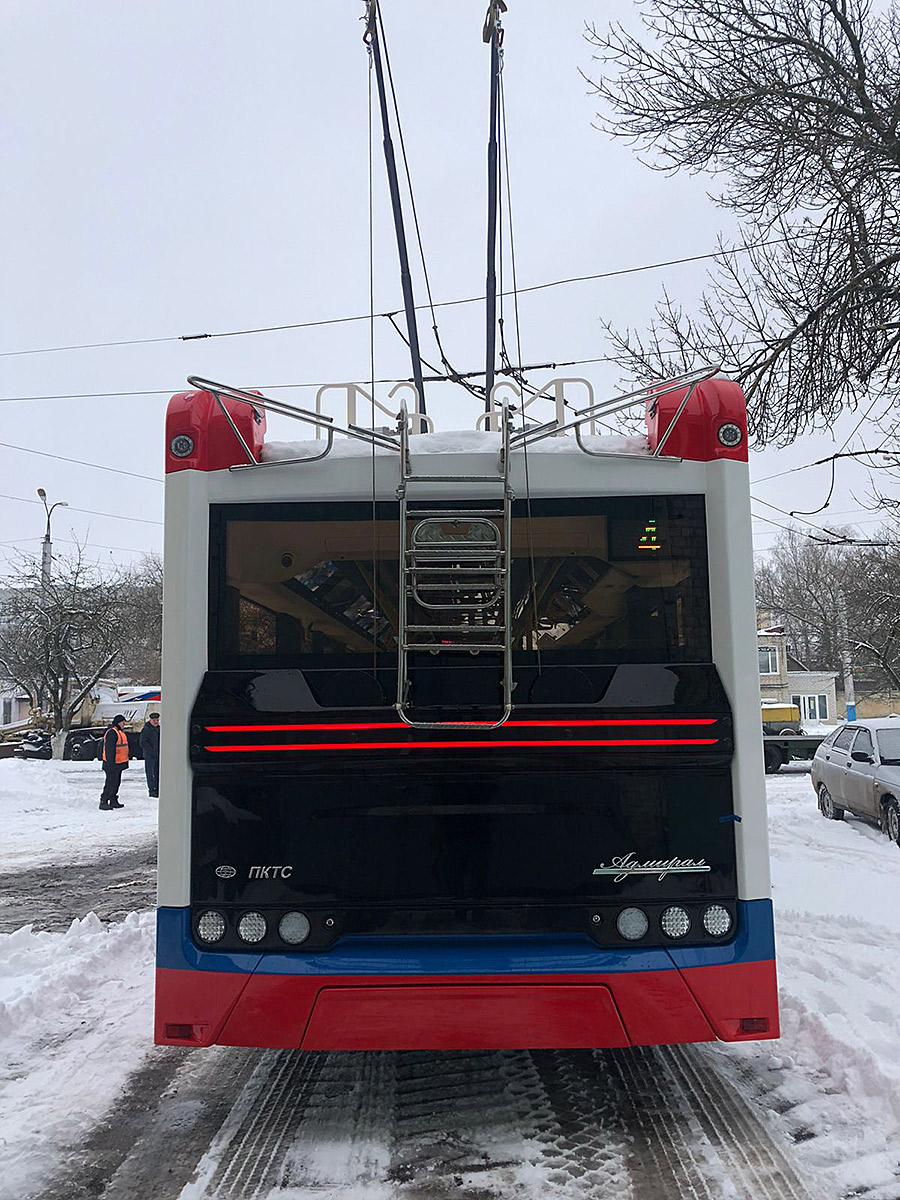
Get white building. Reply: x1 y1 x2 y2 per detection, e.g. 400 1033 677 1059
756 626 837 722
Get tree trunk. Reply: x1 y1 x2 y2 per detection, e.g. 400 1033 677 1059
50 729 68 760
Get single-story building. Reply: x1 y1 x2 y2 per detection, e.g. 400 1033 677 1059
0 683 31 730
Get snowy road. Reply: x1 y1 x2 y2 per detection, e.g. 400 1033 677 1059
2 762 900 1200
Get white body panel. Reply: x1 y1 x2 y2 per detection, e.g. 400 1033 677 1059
159 470 211 907
704 460 770 899
159 437 770 906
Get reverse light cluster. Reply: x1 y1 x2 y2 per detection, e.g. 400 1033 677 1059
613 903 733 942
195 909 313 947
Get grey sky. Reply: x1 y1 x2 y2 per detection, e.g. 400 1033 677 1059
1 0 894 574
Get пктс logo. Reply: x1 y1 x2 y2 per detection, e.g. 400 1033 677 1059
215 865 237 879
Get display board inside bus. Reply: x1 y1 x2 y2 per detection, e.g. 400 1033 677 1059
210 496 711 668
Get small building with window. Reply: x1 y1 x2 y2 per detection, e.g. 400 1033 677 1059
0 684 31 731
757 625 837 724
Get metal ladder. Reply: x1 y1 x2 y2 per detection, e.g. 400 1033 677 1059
395 403 513 729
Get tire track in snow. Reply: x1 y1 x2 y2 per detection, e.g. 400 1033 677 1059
665 1045 825 1200
168 1044 824 1199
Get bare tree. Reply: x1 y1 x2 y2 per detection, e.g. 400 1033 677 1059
755 526 900 690
586 0 900 444
853 539 900 688
0 548 132 754
118 553 163 684
755 529 853 669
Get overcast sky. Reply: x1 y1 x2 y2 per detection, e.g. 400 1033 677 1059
1 0 895 576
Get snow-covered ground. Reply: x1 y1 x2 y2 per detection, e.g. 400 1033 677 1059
711 766 900 1200
0 761 899 1198
0 758 157 871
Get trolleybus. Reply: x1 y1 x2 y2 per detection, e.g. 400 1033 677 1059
155 370 779 1050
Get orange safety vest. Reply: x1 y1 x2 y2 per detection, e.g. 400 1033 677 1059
103 727 129 765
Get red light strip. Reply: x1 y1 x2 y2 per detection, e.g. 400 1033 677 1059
204 718 718 733
204 738 719 753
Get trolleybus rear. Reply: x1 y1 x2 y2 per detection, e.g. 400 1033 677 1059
155 371 778 1050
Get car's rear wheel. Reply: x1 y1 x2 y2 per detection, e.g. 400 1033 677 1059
819 784 844 821
764 745 783 774
884 800 900 844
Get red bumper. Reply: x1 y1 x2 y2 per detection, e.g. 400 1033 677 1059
155 959 778 1050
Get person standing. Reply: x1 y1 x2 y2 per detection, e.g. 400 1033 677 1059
99 714 129 810
140 712 160 799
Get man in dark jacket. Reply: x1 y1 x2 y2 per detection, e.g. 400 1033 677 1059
99 715 129 811
140 712 160 798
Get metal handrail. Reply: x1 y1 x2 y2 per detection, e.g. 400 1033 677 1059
508 365 720 457
186 376 402 469
314 381 432 439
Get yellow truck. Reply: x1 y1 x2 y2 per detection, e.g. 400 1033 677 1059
761 702 825 773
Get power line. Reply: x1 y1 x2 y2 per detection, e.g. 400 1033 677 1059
0 235 800 362
751 446 897 486
750 509 889 546
0 493 162 526
750 495 888 536
0 351 727 407
0 534 151 556
0 441 161 483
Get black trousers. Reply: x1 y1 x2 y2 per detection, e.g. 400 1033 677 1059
145 755 159 797
100 764 126 805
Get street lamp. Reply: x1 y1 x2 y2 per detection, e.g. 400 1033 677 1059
36 488 68 586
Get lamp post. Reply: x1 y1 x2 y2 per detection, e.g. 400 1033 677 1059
36 488 68 587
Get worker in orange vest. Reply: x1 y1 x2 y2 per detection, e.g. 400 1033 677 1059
99 714 130 810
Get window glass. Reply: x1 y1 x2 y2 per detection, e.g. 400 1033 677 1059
817 694 828 720
834 726 856 751
876 728 900 762
212 496 711 668
758 647 778 674
853 728 874 757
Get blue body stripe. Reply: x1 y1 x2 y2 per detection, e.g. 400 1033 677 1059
157 899 774 977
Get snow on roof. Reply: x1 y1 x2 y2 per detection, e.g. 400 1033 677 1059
261 429 649 463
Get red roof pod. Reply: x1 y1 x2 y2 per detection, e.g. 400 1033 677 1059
165 388 267 474
645 378 749 463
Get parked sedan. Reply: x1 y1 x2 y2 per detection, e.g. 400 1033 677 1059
811 719 900 845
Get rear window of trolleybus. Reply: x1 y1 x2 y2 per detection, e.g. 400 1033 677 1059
210 495 712 669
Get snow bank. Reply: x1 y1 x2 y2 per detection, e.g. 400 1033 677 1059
262 428 649 462
710 767 900 1199
0 759 157 871
0 911 154 1197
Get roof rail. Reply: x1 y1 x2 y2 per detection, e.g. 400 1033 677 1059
506 364 720 459
186 376 402 468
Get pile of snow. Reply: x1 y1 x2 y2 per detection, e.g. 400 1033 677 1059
262 428 650 462
0 911 154 1197
0 759 157 871
710 766 900 1198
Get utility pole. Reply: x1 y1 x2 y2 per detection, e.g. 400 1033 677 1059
37 488 68 587
837 589 857 721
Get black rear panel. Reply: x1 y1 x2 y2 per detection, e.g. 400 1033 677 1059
189 664 736 950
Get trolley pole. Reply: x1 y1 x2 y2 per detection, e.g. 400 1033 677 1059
483 0 504 407
837 589 857 721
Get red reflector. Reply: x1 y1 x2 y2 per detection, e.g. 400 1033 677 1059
204 738 719 754
740 1017 770 1034
204 718 718 733
165 1023 199 1041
